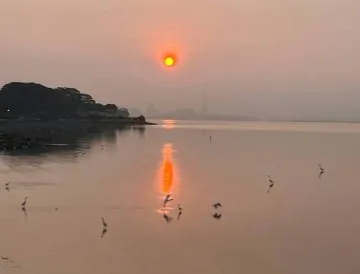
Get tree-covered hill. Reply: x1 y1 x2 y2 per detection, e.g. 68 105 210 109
0 82 129 119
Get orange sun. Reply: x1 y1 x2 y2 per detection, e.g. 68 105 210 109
163 55 176 67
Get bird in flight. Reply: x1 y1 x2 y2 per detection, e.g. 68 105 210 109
101 217 108 228
267 175 275 193
212 202 222 209
177 204 183 220
163 194 174 207
5 182 9 192
319 164 325 178
21 197 28 209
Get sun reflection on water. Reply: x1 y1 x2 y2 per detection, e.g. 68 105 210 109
162 120 175 129
156 143 180 215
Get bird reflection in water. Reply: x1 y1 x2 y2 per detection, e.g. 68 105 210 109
212 213 222 220
22 207 28 220
177 211 182 220
101 227 107 238
163 213 173 223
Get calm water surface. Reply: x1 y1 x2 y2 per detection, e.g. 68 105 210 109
1 121 360 274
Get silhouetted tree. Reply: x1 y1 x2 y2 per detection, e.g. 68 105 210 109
117 108 130 117
0 82 130 119
104 104 118 111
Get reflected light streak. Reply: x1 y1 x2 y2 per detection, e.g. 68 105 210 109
162 144 173 194
162 120 176 129
156 143 180 214
160 143 176 194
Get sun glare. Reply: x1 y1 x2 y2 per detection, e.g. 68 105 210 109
164 55 176 67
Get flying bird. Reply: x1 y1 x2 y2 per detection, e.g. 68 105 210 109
177 204 183 220
268 175 274 184
212 202 222 209
163 194 174 207
267 175 275 193
5 182 9 192
101 217 108 228
21 197 28 208
319 164 325 178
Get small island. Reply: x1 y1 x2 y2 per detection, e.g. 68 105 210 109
0 82 155 151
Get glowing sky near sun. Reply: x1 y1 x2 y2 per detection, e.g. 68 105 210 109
1 0 360 120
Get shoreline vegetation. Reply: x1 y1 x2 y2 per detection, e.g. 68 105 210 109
0 82 155 151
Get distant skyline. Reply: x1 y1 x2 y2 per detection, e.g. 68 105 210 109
1 0 359 120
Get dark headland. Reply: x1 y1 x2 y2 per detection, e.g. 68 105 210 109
0 82 155 151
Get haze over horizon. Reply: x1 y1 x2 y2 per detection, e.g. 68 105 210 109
1 0 359 120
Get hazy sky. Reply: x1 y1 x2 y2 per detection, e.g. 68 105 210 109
1 0 359 119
